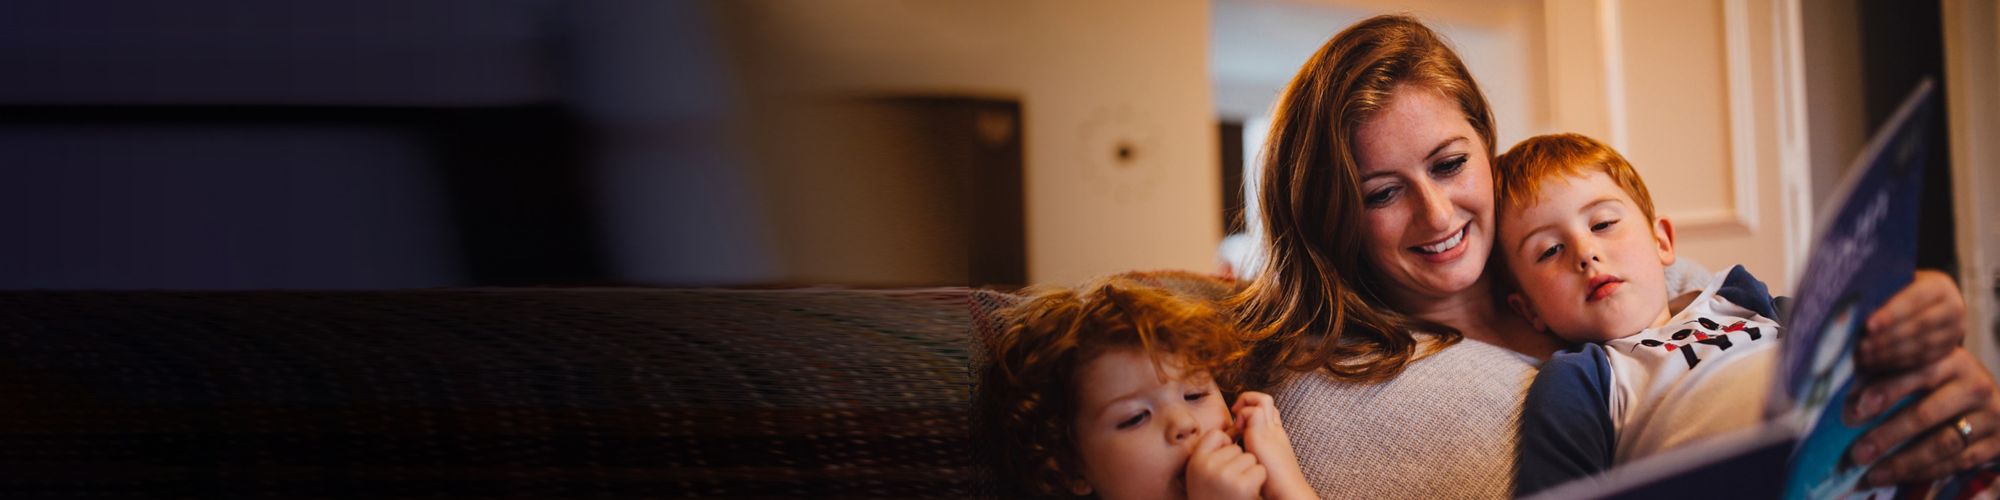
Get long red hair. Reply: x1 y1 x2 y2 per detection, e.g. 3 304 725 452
1229 14 1498 388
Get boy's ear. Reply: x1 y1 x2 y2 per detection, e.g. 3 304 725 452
1652 216 1677 266
1506 292 1546 333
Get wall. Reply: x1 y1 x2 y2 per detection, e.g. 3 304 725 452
1943 0 2000 377
719 0 1221 285
1212 0 1552 153
1214 0 1795 292
1537 0 1805 294
0 0 555 289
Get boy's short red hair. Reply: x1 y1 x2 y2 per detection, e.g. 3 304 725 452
973 277 1247 497
1493 133 1659 224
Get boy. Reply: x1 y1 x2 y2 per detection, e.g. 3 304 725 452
1494 134 1787 496
974 275 1318 500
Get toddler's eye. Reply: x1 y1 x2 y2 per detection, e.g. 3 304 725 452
1184 391 1210 402
1118 410 1149 430
1591 220 1619 232
1537 244 1562 262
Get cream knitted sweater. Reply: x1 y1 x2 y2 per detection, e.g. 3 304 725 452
1272 339 1537 499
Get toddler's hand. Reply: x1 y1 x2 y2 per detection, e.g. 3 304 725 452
1234 391 1317 500
1186 427 1264 500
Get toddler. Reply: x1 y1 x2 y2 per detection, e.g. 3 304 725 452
975 276 1316 499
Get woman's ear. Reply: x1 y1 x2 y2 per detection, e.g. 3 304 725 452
1507 293 1546 332
1653 216 1677 266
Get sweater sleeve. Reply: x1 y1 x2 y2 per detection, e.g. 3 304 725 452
1515 343 1616 497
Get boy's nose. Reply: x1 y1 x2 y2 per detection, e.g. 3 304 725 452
1576 242 1602 271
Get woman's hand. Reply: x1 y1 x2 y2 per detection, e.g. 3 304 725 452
1186 428 1265 500
1234 391 1318 500
1856 270 1967 372
1847 348 2000 486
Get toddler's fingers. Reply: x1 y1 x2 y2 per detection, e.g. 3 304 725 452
1225 447 1261 474
1233 391 1273 412
1195 428 1237 456
1244 463 1268 488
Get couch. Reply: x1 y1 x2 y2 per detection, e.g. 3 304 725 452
0 288 998 497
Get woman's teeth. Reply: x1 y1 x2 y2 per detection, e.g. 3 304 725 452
1416 226 1466 254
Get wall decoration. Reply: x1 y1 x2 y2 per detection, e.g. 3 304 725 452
1076 105 1163 204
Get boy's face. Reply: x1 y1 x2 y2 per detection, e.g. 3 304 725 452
1068 346 1232 500
1499 170 1676 343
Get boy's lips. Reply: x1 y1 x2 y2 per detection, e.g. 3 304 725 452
1587 275 1624 302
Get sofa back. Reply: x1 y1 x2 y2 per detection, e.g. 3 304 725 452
0 288 985 497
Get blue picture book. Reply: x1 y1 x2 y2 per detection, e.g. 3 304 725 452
1529 79 1939 499
1770 78 1937 500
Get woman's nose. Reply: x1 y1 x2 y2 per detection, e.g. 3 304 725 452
1412 180 1454 231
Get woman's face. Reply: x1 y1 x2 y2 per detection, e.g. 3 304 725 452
1351 84 1495 304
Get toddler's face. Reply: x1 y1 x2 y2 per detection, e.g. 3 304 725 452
1067 347 1232 499
1500 170 1675 342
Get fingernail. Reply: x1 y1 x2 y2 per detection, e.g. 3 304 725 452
1861 394 1883 418
1854 442 1877 463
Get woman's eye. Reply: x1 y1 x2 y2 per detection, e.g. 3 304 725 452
1364 186 1399 207
1117 410 1149 430
1184 391 1210 402
1432 157 1467 177
1591 220 1619 232
1536 244 1562 262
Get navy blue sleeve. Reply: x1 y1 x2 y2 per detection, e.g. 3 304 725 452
1715 264 1778 320
1516 343 1617 497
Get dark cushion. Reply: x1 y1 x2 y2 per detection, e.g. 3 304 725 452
0 288 984 497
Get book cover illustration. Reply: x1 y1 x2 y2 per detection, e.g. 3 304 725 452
1772 78 1936 500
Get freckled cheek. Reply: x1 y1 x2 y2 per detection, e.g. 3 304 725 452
1201 405 1231 433
1451 177 1494 221
1361 211 1405 257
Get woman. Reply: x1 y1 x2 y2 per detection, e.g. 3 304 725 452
1230 14 1997 497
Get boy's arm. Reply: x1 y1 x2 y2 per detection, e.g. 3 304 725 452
1516 343 1618 497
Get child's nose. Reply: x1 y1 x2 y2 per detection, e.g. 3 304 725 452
1575 240 1603 271
1165 407 1200 445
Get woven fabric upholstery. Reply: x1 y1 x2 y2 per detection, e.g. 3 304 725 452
0 288 984 498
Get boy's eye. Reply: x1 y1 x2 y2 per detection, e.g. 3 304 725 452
1184 391 1210 402
1431 156 1467 177
1363 186 1399 207
1536 244 1562 262
1591 220 1619 232
1117 410 1149 430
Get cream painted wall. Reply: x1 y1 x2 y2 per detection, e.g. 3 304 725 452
1540 0 1802 295
723 0 1219 285
1212 0 1552 149
1216 0 1797 293
1943 0 2000 377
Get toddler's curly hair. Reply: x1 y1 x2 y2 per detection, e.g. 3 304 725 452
974 276 1248 497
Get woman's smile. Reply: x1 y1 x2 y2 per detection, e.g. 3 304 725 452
1410 222 1470 263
